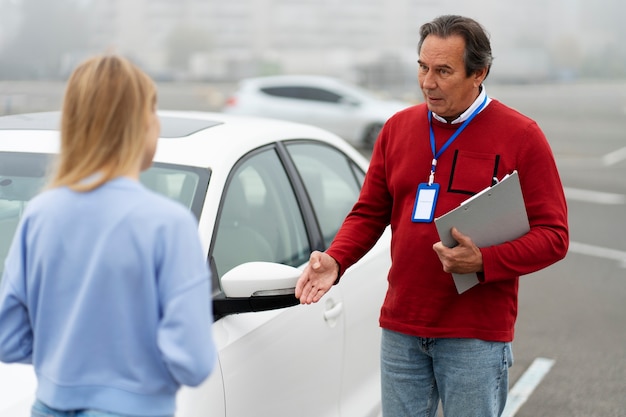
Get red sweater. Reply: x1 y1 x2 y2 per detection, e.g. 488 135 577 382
326 100 569 342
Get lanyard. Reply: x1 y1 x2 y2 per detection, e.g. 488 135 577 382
427 94 488 185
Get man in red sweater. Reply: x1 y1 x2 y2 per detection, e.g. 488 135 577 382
295 15 569 417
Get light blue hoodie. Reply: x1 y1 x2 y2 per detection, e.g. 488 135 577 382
0 178 216 416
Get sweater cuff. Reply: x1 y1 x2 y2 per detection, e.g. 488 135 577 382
329 254 342 285
479 246 495 283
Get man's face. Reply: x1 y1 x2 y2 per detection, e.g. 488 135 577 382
418 34 487 121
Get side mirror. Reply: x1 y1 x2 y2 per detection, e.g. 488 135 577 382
213 262 302 319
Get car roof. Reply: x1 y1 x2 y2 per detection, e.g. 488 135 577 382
241 74 340 83
239 74 356 89
0 110 362 170
0 111 223 139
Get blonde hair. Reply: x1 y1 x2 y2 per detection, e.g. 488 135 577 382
51 54 157 191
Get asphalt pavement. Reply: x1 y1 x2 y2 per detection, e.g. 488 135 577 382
489 82 626 417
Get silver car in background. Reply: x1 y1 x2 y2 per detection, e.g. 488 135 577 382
223 75 411 147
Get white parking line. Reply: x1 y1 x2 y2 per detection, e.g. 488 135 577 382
603 146 626 166
502 357 555 417
568 241 626 267
564 187 626 205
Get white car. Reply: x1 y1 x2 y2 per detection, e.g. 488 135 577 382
222 75 411 147
0 111 391 417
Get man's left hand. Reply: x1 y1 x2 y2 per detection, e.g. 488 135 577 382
432 227 483 274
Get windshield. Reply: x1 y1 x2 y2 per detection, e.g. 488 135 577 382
0 152 209 281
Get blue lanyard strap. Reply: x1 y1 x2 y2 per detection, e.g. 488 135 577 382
428 94 488 185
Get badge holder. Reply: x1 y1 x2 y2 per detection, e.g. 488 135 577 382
411 182 440 223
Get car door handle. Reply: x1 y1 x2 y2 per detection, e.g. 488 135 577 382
323 301 344 322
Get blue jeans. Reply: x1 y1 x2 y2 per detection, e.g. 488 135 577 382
31 400 172 417
381 329 513 417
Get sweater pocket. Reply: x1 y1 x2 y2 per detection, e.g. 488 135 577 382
448 150 500 195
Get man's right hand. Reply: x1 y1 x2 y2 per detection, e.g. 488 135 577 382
295 251 339 304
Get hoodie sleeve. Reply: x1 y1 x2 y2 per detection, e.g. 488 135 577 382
157 279 216 386
0 222 34 364
155 210 217 387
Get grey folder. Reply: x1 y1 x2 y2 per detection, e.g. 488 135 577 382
434 171 530 293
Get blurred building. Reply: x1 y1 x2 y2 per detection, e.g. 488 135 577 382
87 0 440 85
2 0 620 82
83 0 599 84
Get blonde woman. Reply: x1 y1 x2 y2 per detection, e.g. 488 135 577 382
0 55 216 417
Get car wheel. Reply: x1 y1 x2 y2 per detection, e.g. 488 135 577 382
362 123 383 148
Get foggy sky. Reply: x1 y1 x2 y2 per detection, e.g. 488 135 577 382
0 0 624 81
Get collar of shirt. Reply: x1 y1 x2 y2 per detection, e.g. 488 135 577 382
432 85 492 124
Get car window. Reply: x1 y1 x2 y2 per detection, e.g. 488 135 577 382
0 152 51 282
260 86 343 103
212 147 310 280
139 164 209 218
0 152 208 281
286 142 363 248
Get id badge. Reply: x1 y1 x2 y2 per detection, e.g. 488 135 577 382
411 183 440 223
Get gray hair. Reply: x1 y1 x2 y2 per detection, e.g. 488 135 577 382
418 15 493 78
